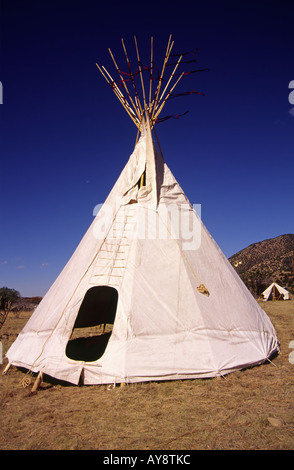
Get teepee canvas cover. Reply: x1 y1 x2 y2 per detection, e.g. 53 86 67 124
262 283 290 301
5 37 279 386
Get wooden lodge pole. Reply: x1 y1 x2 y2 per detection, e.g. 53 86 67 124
148 36 154 111
134 36 147 112
121 37 144 121
152 71 185 123
149 35 173 119
108 47 141 122
96 63 140 128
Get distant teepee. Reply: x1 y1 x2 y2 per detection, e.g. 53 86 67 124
4 36 279 389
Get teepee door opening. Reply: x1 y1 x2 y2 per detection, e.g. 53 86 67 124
66 286 118 362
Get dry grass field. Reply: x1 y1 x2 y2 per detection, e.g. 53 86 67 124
0 300 293 451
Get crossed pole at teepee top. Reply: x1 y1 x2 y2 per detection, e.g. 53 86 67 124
96 35 208 133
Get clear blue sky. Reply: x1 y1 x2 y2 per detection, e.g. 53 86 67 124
0 0 293 297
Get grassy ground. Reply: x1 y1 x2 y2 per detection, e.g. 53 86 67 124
0 301 293 450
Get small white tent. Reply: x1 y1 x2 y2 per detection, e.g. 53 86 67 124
4 37 279 388
262 283 290 301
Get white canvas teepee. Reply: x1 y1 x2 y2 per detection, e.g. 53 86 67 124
4 37 279 387
262 283 290 301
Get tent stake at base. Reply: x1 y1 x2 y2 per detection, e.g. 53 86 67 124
2 362 11 375
31 371 43 393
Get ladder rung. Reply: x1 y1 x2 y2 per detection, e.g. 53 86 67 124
92 274 122 278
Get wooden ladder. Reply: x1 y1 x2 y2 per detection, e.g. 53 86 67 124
89 205 136 289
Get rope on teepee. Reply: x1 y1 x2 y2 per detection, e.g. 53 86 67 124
21 370 33 388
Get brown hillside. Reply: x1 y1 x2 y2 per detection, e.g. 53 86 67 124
229 234 294 296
